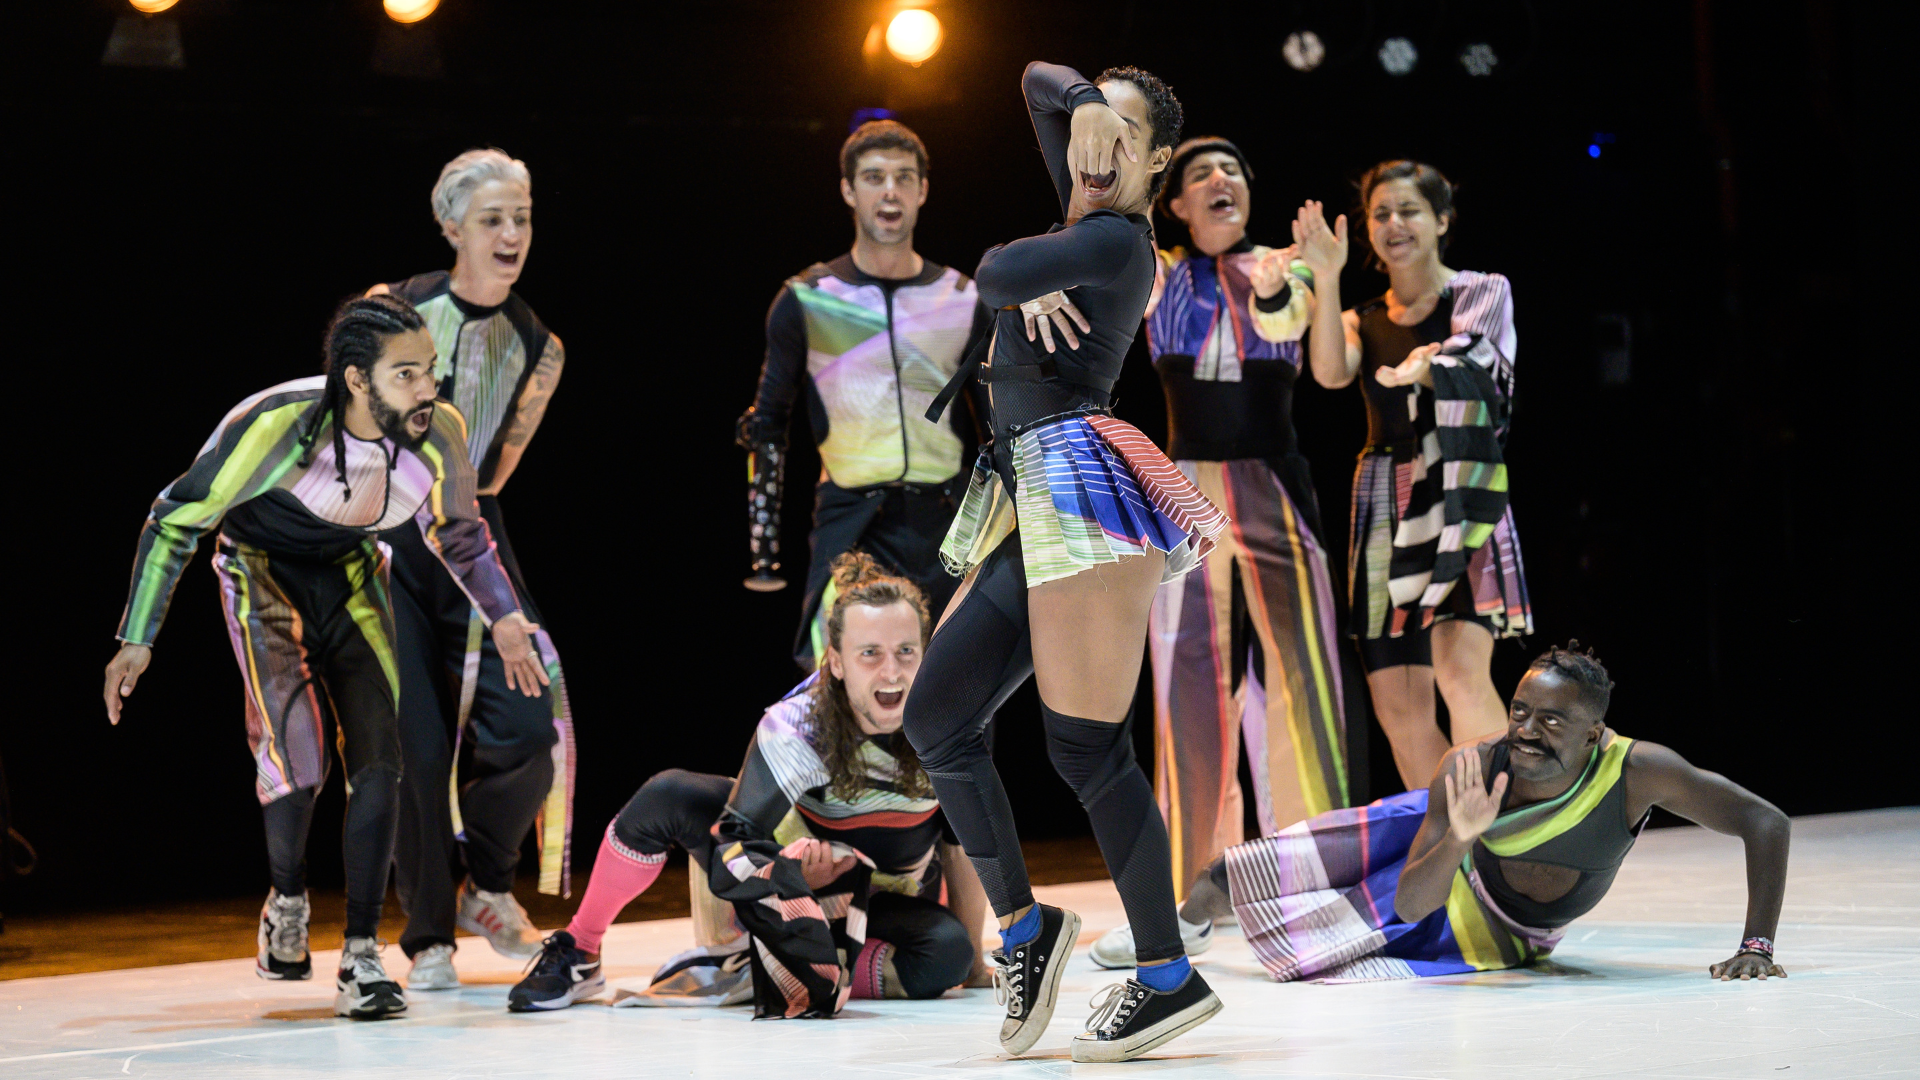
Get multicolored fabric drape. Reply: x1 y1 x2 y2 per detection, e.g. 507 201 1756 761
940 413 1228 587
710 837 875 1019
1149 459 1350 896
1385 356 1512 621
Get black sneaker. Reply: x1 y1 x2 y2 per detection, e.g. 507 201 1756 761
992 904 1081 1056
1070 967 1222 1062
508 931 606 1012
334 937 408 1020
256 889 311 981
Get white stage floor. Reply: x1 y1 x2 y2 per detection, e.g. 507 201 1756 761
3 808 1914 1079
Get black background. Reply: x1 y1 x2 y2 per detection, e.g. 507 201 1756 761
5 0 1905 910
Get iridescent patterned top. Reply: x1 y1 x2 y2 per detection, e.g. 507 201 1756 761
387 272 563 495
739 254 989 489
117 377 520 646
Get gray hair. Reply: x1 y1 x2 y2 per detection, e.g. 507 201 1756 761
430 148 531 235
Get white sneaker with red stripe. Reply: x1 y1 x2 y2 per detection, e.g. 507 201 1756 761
456 881 544 959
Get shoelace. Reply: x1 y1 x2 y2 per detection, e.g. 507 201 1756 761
1085 982 1143 1034
523 934 576 978
268 898 308 956
344 942 390 983
991 953 1026 1013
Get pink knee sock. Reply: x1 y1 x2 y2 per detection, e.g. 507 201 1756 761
849 939 894 1000
566 824 666 955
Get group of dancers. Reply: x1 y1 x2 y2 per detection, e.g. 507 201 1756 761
101 59 1792 1061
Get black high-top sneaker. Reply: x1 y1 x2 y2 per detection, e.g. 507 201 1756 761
508 931 606 1012
334 937 408 1020
992 904 1081 1057
1070 967 1222 1062
255 889 311 981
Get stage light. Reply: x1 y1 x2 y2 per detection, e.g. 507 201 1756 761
1459 43 1498 77
1283 31 1326 73
885 10 943 66
128 0 178 12
1378 37 1418 76
1588 144 1601 158
384 0 438 25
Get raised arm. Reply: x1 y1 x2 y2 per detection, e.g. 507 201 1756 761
479 332 564 496
1626 742 1791 980
1294 200 1360 388
1394 745 1508 923
1022 61 1109 216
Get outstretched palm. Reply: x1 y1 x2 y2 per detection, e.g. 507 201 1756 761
1292 200 1348 282
1445 749 1508 843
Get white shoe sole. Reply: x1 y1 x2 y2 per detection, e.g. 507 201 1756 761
1089 924 1216 970
1070 991 1223 1062
255 959 312 981
1000 909 1082 1058
513 973 607 1011
334 988 409 1020
407 971 461 991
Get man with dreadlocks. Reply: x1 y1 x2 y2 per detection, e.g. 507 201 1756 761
101 294 546 1019
1150 643 1793 984
364 148 575 988
506 553 992 1015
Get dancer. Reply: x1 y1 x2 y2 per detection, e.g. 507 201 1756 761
906 61 1225 1062
507 554 991 1015
1296 161 1531 790
100 295 545 1018
1130 139 1350 937
735 119 992 670
1144 645 1791 984
365 148 573 988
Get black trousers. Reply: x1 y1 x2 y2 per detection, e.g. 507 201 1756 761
614 770 973 999
793 478 961 671
386 498 558 957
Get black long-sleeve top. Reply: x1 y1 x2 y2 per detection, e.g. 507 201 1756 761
971 62 1160 435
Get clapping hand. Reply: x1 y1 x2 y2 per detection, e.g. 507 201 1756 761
1251 245 1300 300
1292 200 1348 281
1021 291 1090 353
1444 748 1509 844
1376 342 1442 389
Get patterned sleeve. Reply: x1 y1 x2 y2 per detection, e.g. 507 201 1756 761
118 393 311 646
412 403 522 625
1249 258 1315 344
715 683 829 846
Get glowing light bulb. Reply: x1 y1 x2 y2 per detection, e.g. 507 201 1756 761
129 0 178 12
1378 37 1418 76
885 10 943 66
384 0 439 24
1283 31 1325 72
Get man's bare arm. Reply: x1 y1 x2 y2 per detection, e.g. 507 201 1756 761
481 333 564 496
1627 741 1790 979
1394 745 1508 922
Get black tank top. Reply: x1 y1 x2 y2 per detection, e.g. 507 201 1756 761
1473 738 1650 929
1353 294 1454 449
1157 358 1299 461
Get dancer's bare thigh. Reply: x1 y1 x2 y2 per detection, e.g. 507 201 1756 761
1028 551 1166 722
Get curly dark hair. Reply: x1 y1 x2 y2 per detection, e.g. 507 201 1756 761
1094 65 1184 199
1528 640 1615 718
811 552 934 804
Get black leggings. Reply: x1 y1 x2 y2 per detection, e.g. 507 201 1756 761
612 769 974 998
901 531 1186 964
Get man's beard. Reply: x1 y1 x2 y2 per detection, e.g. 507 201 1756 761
369 392 432 450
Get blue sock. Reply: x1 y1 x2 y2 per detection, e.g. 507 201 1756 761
999 905 1043 949
1137 955 1191 992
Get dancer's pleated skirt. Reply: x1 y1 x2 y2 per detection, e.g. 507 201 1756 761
941 413 1228 587
1224 790 1561 982
1349 449 1532 642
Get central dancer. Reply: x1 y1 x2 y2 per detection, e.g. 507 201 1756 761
908 61 1226 1063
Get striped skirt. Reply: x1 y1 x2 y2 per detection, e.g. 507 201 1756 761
1225 790 1561 982
940 413 1228 587
1349 449 1531 642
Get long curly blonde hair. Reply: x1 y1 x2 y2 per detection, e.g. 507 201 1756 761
812 552 933 804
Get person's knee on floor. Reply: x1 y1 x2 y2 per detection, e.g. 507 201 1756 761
613 768 716 857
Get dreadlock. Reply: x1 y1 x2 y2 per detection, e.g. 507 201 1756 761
1093 66 1184 199
297 294 427 502
812 551 934 804
1528 640 1615 717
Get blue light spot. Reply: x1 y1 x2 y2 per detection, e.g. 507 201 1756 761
1588 144 1602 158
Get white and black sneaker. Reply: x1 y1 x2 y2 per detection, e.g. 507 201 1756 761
1070 967 1222 1062
256 889 311 981
507 931 605 1012
1088 916 1215 969
334 937 408 1020
993 904 1081 1057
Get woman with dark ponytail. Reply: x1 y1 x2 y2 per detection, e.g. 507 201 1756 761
100 294 543 1020
1295 162 1532 792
